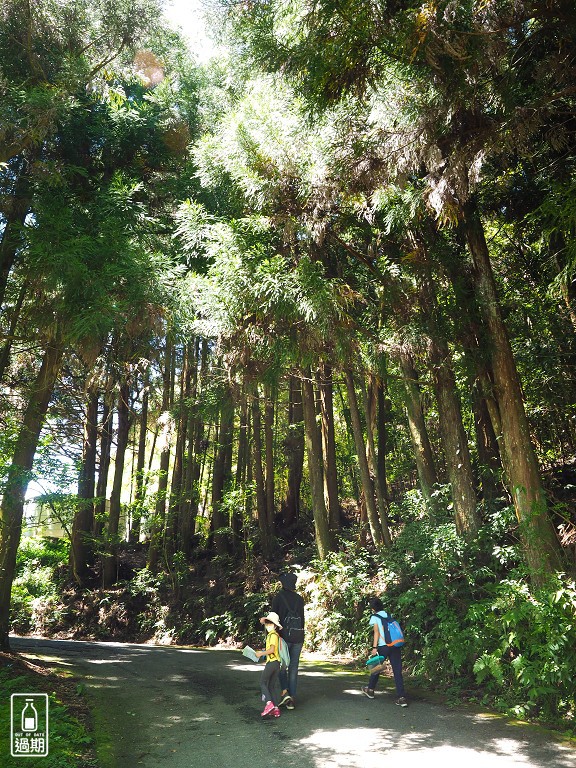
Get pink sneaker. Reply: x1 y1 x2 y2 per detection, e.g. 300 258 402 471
272 707 281 718
261 701 275 717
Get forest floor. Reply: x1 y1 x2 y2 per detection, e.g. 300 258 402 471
6 636 575 768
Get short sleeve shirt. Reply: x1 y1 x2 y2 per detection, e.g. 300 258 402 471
266 630 280 662
369 611 389 646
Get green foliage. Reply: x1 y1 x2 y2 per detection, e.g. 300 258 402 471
0 668 94 768
469 578 576 721
11 538 70 632
199 611 237 643
16 537 70 571
305 542 379 656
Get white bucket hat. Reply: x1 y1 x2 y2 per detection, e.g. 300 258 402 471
261 611 283 629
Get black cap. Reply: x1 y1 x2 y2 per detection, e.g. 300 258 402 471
279 573 297 590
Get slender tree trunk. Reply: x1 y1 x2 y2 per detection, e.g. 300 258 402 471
244 416 254 561
94 400 112 538
415 254 481 538
252 385 273 557
376 377 390 505
70 386 98 585
361 375 392 545
102 382 130 587
263 383 275 530
283 374 304 526
344 368 384 546
301 369 334 558
471 385 502 506
211 385 234 556
462 200 563 580
148 337 174 570
0 159 31 307
396 347 438 505
232 383 249 549
168 345 190 554
130 379 149 544
426 332 481 536
337 383 361 503
445 251 504 506
0 340 64 650
0 279 28 383
180 338 207 554
319 362 341 532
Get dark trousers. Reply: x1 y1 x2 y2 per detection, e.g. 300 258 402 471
278 641 303 698
260 660 281 705
368 645 405 697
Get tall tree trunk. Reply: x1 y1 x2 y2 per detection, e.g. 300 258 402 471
376 377 390 505
148 337 174 570
264 383 275 530
130 379 149 544
0 158 32 307
283 374 304 527
211 385 234 556
462 200 563 580
426 332 481 537
301 369 334 558
102 382 130 587
319 362 341 532
396 346 438 505
168 345 191 555
337 383 361 503
252 385 273 558
445 250 504 506
415 254 481 538
0 340 64 650
232 383 249 549
243 415 254 561
180 338 207 556
471 384 502 506
361 375 392 545
94 400 112 538
0 279 28 383
70 386 98 585
344 368 384 546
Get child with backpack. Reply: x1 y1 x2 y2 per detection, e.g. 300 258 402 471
362 597 408 707
255 611 283 718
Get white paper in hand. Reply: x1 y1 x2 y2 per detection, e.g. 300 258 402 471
242 645 260 663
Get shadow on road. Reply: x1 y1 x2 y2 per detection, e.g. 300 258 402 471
10 637 574 768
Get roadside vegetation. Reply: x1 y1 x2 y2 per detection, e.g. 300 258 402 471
1 0 576 738
0 653 96 768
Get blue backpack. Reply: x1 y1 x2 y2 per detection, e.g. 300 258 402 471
373 612 405 648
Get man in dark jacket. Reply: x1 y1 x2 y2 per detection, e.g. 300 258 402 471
271 572 304 710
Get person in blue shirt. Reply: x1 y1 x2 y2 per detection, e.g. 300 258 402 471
362 596 408 707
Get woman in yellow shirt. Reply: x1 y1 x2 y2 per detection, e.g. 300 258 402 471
255 611 282 718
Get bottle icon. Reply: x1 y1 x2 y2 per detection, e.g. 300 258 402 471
21 699 38 732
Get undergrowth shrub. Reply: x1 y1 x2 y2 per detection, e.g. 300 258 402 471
11 538 69 633
469 576 576 721
304 541 379 656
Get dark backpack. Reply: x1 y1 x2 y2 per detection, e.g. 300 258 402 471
373 612 405 648
278 592 305 644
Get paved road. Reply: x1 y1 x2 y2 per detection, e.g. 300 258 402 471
10 636 575 768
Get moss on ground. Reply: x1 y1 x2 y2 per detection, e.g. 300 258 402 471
0 652 98 768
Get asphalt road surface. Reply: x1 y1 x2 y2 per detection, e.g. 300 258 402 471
10 636 575 768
